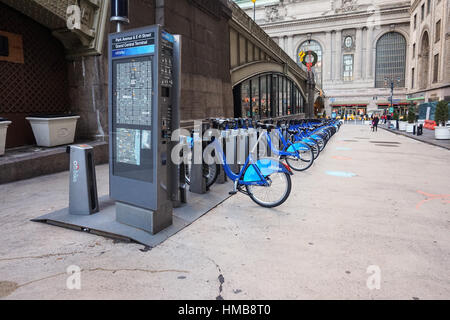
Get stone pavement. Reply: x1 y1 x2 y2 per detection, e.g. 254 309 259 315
0 124 449 300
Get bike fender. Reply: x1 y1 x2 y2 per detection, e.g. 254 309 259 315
311 134 323 140
287 142 310 152
303 138 317 145
243 159 289 182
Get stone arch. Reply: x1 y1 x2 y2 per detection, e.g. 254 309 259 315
372 28 409 49
231 61 306 97
374 31 407 88
295 39 324 88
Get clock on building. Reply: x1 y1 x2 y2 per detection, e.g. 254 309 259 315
344 36 353 48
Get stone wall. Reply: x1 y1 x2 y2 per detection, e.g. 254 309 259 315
163 0 234 122
0 2 69 148
67 0 233 142
67 0 157 141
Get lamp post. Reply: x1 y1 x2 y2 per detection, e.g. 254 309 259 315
252 0 256 21
384 76 401 128
110 0 129 33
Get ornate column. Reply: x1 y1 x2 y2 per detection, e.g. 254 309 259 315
282 36 288 52
325 31 332 81
366 26 374 79
355 28 363 80
307 71 316 118
287 35 294 60
334 29 342 81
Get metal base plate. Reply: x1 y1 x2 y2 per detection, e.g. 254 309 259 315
32 182 232 248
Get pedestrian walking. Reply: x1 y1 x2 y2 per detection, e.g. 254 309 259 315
372 116 379 132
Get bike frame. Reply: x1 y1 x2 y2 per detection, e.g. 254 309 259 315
210 138 269 187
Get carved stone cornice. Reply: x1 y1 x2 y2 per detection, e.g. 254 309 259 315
228 0 307 81
260 5 411 31
0 0 109 59
410 0 422 14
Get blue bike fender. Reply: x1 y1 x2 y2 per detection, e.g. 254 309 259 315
287 142 310 152
303 138 317 145
243 159 290 182
311 134 323 140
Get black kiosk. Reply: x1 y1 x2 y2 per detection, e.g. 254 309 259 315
108 25 180 234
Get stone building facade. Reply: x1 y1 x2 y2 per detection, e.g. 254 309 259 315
407 0 450 103
0 0 308 150
0 0 235 148
235 0 446 117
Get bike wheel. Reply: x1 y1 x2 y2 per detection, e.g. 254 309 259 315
206 163 219 188
185 163 219 188
317 138 325 152
286 148 314 171
245 172 292 208
311 143 320 159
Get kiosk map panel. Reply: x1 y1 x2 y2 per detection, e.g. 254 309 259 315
111 30 156 183
115 59 152 126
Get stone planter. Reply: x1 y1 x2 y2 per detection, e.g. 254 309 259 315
26 115 80 147
398 121 407 131
406 123 415 133
435 126 450 140
0 118 12 156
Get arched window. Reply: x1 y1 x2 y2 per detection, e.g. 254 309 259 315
297 40 322 88
375 32 407 88
233 73 305 118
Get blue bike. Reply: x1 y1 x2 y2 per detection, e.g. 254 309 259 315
261 123 315 172
210 120 293 208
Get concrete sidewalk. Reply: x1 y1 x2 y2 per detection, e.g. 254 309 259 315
380 124 450 150
1 124 449 300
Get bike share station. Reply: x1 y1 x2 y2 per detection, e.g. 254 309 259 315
33 7 236 247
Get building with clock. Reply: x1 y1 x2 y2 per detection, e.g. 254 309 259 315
235 0 449 117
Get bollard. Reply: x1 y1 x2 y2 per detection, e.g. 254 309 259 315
236 128 248 166
189 131 207 194
248 128 258 161
418 124 423 136
216 129 228 184
68 145 99 215
227 129 239 174
177 136 189 204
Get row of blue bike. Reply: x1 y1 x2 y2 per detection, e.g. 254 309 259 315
184 118 342 208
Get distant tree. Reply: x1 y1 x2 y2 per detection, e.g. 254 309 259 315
407 106 416 124
435 100 449 126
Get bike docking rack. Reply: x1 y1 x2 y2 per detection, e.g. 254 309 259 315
32 25 235 248
29 20 343 247
33 114 341 247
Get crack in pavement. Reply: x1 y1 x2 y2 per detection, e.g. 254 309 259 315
208 258 225 300
0 251 86 262
85 267 189 275
1 267 190 298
